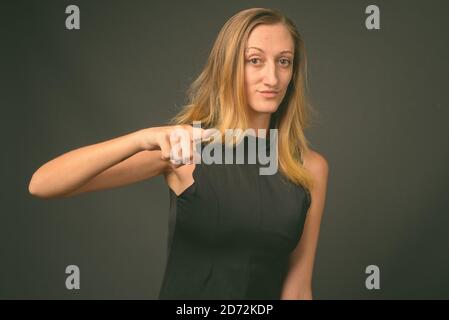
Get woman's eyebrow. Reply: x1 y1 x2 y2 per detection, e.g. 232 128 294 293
245 47 293 54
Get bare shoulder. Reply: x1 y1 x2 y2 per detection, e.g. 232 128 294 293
303 148 329 182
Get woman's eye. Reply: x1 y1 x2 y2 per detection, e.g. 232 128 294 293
280 58 291 66
248 58 261 65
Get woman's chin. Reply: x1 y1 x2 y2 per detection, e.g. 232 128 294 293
249 105 279 114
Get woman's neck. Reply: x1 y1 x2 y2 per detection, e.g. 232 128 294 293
246 112 271 138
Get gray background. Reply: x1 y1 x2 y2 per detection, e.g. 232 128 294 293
1 0 448 299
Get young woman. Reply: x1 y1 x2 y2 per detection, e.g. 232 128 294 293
28 7 328 300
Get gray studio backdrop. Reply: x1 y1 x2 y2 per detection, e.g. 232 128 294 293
2 0 448 299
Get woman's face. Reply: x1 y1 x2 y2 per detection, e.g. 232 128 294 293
244 23 294 117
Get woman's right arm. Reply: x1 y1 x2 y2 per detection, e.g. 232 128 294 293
28 126 175 199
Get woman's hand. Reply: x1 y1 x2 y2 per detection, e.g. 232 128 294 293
138 125 216 168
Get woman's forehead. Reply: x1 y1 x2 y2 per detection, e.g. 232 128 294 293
246 25 294 53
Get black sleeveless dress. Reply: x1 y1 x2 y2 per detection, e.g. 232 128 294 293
158 134 311 299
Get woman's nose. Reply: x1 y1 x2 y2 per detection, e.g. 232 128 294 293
263 62 279 87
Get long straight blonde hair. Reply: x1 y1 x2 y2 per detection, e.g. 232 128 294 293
168 7 315 192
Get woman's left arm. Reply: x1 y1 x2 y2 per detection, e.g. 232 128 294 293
280 150 329 300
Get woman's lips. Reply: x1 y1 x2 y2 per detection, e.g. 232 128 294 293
257 90 278 98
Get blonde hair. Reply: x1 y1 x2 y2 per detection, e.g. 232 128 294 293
168 7 316 192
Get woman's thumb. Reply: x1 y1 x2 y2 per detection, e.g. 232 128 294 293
201 128 219 141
